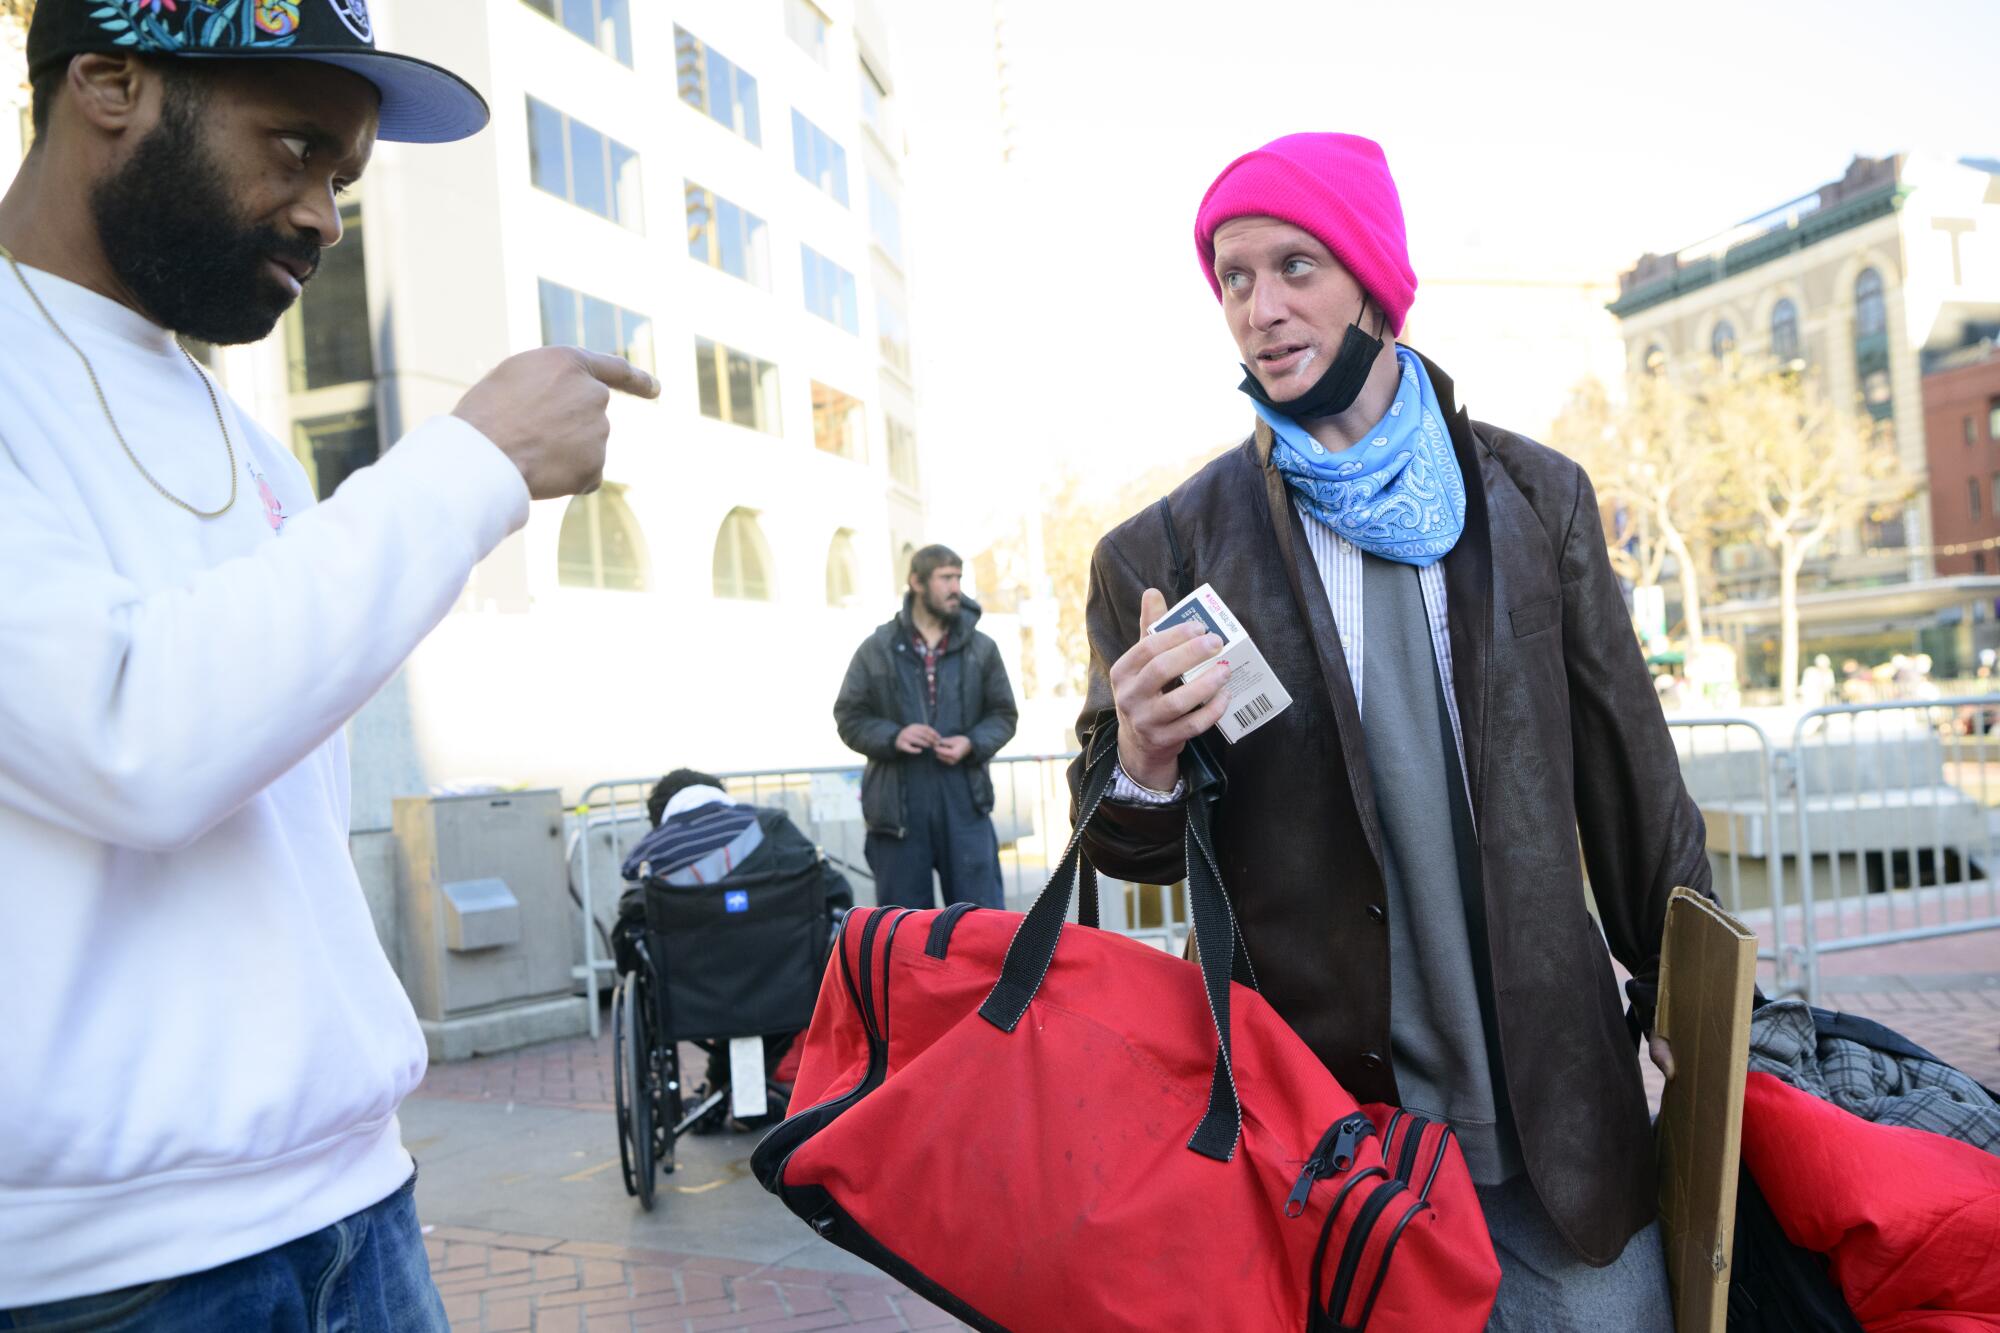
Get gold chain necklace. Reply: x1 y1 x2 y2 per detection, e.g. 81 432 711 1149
0 241 237 518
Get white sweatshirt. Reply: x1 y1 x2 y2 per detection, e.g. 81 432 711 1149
0 263 530 1305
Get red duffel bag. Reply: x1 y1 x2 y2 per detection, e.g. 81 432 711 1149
752 736 1500 1331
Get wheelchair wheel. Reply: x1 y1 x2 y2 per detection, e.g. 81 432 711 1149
612 975 634 1195
616 973 656 1211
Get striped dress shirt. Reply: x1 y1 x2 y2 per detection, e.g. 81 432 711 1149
1294 499 1469 788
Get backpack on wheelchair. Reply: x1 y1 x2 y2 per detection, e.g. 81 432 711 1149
609 806 850 1211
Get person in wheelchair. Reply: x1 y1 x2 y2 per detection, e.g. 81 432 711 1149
609 770 850 1206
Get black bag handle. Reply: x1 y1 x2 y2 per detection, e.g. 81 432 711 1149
977 497 1254 1161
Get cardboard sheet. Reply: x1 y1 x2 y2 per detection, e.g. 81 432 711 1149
1655 886 1759 1333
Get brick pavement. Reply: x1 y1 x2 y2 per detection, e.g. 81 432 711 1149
422 1228 963 1333
416 1032 616 1114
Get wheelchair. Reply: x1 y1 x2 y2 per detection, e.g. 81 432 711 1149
609 839 844 1212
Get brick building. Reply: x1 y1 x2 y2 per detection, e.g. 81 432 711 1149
1924 339 2000 575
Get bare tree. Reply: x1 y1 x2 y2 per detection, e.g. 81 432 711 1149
1550 379 1666 593
1691 360 1911 705
978 448 1229 698
1551 373 1741 647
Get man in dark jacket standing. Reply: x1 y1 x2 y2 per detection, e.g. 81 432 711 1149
835 545 1018 909
1074 133 1709 1330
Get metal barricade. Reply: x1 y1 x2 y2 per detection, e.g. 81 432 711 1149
566 775 657 1037
1791 697 2000 1004
567 755 1192 1035
1666 717 1796 993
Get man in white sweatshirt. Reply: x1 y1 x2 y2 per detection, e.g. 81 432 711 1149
0 3 657 1327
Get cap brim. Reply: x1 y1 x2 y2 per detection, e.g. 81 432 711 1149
179 47 490 145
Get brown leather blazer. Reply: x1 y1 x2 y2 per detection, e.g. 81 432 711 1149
1070 351 1711 1265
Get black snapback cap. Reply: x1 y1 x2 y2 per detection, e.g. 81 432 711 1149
27 0 490 144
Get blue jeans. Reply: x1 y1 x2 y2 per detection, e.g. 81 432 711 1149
866 761 1004 910
0 1172 445 1332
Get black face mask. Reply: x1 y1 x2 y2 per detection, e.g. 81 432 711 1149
1237 298 1385 421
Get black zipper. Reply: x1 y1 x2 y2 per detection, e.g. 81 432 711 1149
1380 1109 1406 1164
1351 1195 1434 1331
1325 1179 1407 1329
1393 1114 1429 1185
1419 1126 1455 1202
853 907 891 1041
752 910 889 1193
1285 1112 1376 1218
1306 1164 1387 1331
752 909 914 1205
924 901 979 959
875 909 917 1048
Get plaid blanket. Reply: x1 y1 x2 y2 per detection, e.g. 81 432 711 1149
1747 998 2000 1155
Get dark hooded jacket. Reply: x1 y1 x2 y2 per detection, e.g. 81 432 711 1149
834 594 1018 836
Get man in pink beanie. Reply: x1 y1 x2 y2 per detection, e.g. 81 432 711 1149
1066 133 1704 1329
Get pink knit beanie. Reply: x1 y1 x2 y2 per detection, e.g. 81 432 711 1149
1194 133 1417 336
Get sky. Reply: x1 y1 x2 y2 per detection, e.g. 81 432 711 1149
882 0 2000 551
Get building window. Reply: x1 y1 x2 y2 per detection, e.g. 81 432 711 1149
785 0 829 66
1967 415 1978 448
1862 369 1894 418
292 408 380 502
521 0 632 66
1710 320 1736 362
812 382 865 461
1990 397 2000 442
287 201 371 392
1770 299 1800 364
526 96 643 230
859 59 890 142
790 110 849 205
557 485 648 591
1853 267 1891 422
867 172 903 265
886 415 919 490
713 508 774 601
1992 472 2000 517
802 246 859 333
826 528 860 607
538 278 654 371
685 181 769 287
1855 268 1887 339
1978 552 1988 574
694 336 782 434
1863 513 1906 551
1642 343 1666 376
675 25 761 145
1971 477 1983 521
877 293 911 375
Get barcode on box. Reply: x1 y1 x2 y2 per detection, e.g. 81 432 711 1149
1232 695 1274 730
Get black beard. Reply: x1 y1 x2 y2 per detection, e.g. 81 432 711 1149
89 86 322 345
923 591 958 621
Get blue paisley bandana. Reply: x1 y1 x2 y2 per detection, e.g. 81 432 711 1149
1255 347 1467 567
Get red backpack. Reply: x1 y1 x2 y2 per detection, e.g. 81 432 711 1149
752 736 1500 1331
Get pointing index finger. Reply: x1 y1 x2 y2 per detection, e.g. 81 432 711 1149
574 347 660 400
